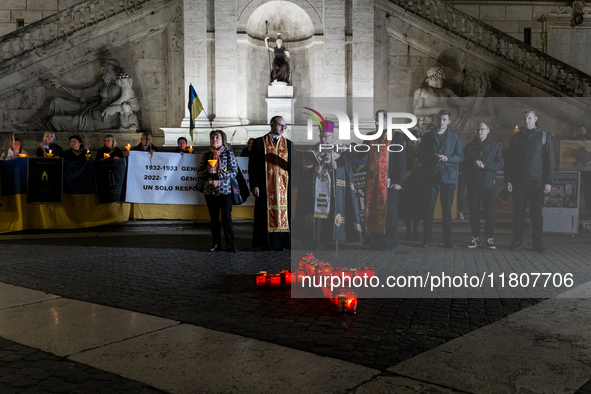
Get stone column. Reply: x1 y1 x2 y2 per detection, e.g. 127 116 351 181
323 0 346 97
213 1 240 125
352 0 374 98
181 0 208 128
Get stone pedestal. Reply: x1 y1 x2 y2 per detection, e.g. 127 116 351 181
266 82 294 124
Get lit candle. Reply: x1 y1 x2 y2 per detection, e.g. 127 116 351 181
125 143 131 151
46 149 53 158
85 150 91 161
337 294 347 315
104 153 110 159
19 154 26 158
345 290 358 315
187 145 193 154
256 271 267 288
269 274 281 288
514 125 519 133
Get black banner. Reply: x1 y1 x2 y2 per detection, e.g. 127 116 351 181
27 158 63 203
94 159 126 204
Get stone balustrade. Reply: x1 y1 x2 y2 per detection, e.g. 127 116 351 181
0 0 147 63
391 0 591 97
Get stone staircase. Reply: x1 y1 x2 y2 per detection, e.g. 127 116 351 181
384 0 591 98
0 0 177 98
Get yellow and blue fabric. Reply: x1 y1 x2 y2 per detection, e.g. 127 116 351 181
0 158 129 234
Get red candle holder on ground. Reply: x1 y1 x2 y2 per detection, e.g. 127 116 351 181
256 271 267 287
269 274 281 288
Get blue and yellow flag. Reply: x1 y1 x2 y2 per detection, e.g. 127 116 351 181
188 84 204 140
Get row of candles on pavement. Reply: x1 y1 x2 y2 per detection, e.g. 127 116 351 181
256 254 375 315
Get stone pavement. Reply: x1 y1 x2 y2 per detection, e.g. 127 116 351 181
0 224 590 393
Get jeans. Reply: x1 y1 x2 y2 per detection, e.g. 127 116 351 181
511 181 544 246
205 194 235 246
467 186 496 238
423 182 455 244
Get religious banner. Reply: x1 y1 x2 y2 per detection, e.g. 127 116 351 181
350 153 368 231
126 151 201 205
27 158 63 203
560 140 591 171
94 159 126 204
543 171 579 234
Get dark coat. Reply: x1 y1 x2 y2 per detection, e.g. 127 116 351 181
61 149 87 162
418 128 464 184
131 143 159 152
463 137 504 189
387 132 406 203
95 146 125 161
505 128 554 185
36 143 63 158
248 135 293 249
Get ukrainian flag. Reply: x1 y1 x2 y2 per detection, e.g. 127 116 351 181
188 84 204 140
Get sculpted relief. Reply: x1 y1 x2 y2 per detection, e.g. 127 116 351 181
27 59 140 132
413 65 508 135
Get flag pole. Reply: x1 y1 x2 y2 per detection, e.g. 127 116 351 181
189 82 213 130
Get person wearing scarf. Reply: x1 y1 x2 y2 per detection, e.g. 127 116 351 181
62 135 87 161
35 131 63 158
197 130 238 252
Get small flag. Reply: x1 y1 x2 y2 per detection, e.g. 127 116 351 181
188 84 204 141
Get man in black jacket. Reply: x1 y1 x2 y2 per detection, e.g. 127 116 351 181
417 109 464 248
505 110 554 252
463 122 504 249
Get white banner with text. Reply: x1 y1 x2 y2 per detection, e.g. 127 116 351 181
125 151 254 206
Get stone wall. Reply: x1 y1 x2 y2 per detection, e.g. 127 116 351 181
0 0 81 36
446 1 567 51
0 0 183 141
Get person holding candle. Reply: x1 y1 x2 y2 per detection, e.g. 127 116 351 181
95 134 125 161
61 135 87 161
197 130 238 252
131 132 159 153
1 138 28 160
173 137 190 154
35 131 63 158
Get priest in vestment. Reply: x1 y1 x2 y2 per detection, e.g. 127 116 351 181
248 116 294 250
364 110 406 250
294 121 363 249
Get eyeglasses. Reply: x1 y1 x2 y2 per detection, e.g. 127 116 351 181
277 124 287 129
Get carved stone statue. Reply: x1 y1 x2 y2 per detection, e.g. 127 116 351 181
413 65 505 134
105 72 140 131
27 59 141 132
265 33 290 84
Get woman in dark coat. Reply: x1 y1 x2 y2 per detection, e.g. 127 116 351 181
95 134 125 161
61 135 87 161
36 131 63 158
